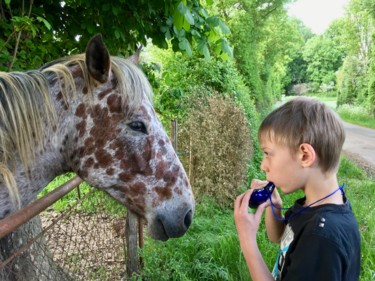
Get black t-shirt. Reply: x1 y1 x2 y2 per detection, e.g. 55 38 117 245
274 196 361 281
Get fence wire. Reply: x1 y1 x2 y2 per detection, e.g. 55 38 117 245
0 188 129 281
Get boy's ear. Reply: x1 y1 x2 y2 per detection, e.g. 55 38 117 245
299 143 316 168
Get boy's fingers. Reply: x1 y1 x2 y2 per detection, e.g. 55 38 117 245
234 189 254 211
254 201 267 220
241 189 254 210
250 179 268 189
234 194 244 210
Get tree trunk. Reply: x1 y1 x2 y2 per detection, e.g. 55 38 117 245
0 216 74 281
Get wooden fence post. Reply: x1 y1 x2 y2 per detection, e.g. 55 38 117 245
171 119 178 151
125 210 139 278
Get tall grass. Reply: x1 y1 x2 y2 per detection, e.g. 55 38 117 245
138 156 374 281
337 104 375 129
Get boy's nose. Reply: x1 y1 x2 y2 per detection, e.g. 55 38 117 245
260 159 268 172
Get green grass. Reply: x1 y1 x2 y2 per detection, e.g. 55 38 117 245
42 158 374 281
137 156 374 281
283 94 375 129
276 94 337 110
337 104 375 129
39 172 124 216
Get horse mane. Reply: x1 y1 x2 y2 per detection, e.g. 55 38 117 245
0 54 153 208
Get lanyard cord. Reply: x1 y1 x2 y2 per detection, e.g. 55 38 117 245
270 184 345 222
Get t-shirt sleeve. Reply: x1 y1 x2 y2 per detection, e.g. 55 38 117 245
282 234 345 281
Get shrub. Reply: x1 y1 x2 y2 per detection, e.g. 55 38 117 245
179 94 253 206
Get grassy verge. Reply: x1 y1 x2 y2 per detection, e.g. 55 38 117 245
337 104 375 129
138 156 374 281
284 94 375 129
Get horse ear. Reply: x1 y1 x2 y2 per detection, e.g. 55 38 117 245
128 46 142 65
85 34 110 83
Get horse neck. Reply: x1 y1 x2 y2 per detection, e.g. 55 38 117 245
0 73 77 217
0 129 69 220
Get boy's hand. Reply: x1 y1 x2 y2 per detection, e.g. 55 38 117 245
269 187 282 208
234 189 267 242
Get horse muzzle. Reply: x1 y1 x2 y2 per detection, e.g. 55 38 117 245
147 201 194 241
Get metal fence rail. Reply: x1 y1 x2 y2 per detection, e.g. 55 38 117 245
0 176 83 239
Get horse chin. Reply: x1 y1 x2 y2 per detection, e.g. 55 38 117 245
147 221 170 241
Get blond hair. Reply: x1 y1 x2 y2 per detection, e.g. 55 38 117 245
258 97 345 172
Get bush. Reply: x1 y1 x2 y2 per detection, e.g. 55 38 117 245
179 94 253 206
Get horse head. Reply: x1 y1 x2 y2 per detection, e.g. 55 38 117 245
50 35 194 241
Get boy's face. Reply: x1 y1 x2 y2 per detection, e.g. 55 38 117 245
260 137 307 194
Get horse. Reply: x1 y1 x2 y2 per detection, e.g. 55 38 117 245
0 34 194 241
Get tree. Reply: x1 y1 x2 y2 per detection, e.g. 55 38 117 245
284 18 314 89
224 0 300 106
303 31 346 92
336 0 375 112
0 0 232 71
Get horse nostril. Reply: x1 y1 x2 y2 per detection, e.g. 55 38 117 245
184 209 193 230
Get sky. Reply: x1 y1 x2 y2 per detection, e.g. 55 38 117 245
286 0 350 34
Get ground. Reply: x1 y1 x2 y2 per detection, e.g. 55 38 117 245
41 207 127 281
342 151 375 178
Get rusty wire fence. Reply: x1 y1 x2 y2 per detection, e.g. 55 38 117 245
0 178 135 281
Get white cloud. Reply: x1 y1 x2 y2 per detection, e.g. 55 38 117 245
287 0 350 34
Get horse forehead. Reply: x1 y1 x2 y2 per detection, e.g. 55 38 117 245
132 101 156 122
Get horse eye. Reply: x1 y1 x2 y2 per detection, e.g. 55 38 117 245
128 121 147 134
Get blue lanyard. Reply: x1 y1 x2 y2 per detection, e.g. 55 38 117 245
270 184 345 222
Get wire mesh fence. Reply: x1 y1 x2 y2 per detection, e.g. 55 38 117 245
0 187 130 281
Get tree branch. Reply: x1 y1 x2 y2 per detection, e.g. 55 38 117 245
8 31 21 71
28 0 33 17
0 0 5 20
7 0 34 71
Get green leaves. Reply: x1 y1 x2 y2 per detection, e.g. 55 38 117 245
169 1 232 58
0 0 233 74
11 16 51 37
216 38 233 60
178 2 194 25
36 16 52 30
179 38 193 56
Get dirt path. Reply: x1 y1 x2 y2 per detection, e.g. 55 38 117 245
342 122 375 177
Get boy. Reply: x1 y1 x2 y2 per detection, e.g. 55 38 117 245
234 97 360 281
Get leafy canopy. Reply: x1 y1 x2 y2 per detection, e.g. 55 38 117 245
0 0 232 71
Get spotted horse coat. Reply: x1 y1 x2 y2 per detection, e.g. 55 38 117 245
0 34 194 241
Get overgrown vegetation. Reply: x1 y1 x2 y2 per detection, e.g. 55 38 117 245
145 46 262 191
137 156 374 281
179 94 253 206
